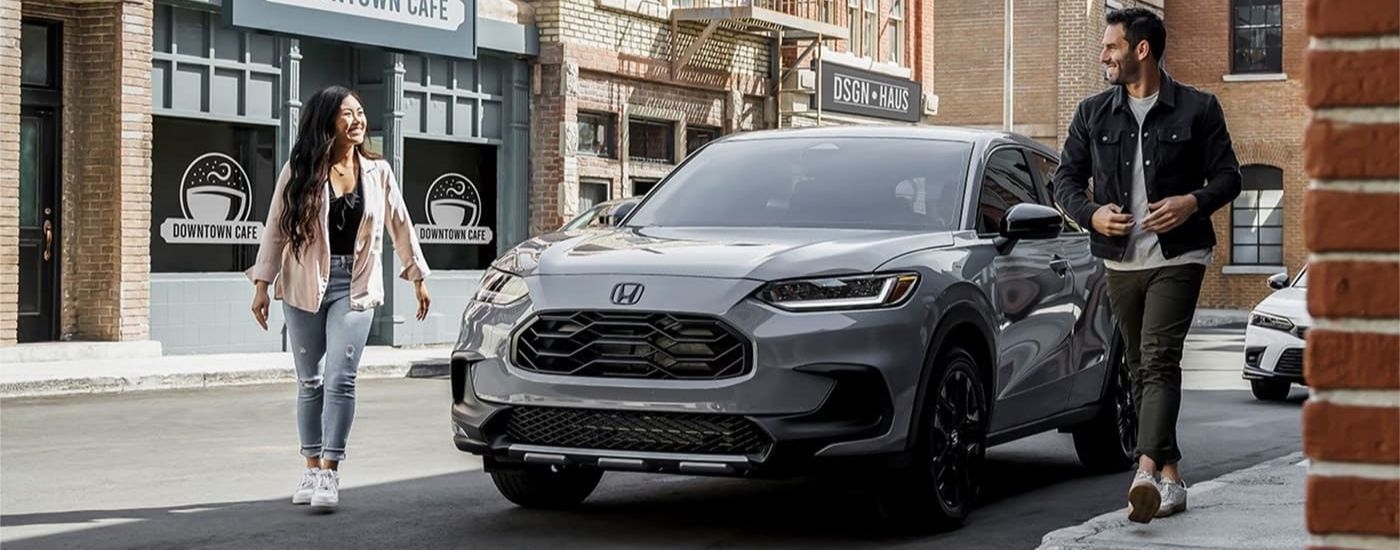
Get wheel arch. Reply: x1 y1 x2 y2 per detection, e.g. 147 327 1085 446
906 286 998 451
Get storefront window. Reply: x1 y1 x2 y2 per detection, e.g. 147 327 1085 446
403 139 498 271
686 126 720 156
151 117 276 273
580 179 611 211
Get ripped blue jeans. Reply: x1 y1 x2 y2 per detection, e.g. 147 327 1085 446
283 255 374 462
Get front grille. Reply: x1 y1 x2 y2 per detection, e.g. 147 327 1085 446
1275 348 1304 377
513 311 750 379
503 406 772 455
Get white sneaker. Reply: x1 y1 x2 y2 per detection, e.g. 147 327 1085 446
292 467 319 505
1156 478 1188 518
1127 469 1161 524
311 469 339 508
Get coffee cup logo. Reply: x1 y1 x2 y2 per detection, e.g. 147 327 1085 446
416 173 493 245
160 153 264 245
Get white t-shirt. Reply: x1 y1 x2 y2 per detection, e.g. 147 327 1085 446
1103 92 1213 272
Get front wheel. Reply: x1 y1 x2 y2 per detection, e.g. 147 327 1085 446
875 346 987 532
1072 336 1138 472
1251 379 1292 401
490 465 603 509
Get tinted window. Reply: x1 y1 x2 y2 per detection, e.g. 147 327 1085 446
1030 152 1084 233
624 137 971 231
977 148 1037 234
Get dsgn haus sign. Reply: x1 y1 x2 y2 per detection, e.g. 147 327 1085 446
818 61 922 123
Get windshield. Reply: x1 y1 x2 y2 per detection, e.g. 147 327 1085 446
1294 267 1307 288
624 137 973 231
561 202 608 231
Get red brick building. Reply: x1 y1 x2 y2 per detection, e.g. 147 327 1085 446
1299 0 1400 547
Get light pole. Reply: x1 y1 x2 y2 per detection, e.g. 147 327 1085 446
1003 0 1014 132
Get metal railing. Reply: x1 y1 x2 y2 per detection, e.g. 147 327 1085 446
671 0 839 26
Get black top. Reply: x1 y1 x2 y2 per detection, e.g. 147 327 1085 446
1053 68 1242 261
328 171 364 256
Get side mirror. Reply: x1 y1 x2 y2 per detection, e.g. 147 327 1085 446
1267 272 1288 290
995 203 1064 254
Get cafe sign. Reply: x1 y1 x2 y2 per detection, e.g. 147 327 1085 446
818 61 923 123
228 0 476 60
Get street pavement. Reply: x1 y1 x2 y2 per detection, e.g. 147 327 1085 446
1 328 1306 549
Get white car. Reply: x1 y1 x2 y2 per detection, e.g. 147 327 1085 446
1243 266 1310 401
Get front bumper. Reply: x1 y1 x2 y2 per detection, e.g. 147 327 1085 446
450 274 934 476
1242 324 1307 385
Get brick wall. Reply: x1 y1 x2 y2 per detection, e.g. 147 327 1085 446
1300 0 1400 548
1168 0 1309 309
11 0 152 342
930 0 1057 140
528 0 779 236
0 0 19 344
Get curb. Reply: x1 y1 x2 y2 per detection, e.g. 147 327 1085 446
1036 452 1306 550
0 359 451 400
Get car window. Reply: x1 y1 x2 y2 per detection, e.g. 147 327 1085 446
976 148 1038 235
1294 268 1307 288
562 203 606 231
623 137 972 231
1029 152 1084 233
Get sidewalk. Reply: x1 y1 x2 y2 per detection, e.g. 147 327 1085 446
0 345 452 399
1037 452 1307 550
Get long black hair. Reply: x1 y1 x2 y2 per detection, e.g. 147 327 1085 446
281 85 380 260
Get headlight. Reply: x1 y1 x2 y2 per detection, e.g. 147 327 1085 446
757 273 919 311
1250 312 1295 333
471 269 529 305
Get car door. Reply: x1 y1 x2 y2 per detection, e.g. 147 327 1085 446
974 147 1077 433
1031 151 1115 410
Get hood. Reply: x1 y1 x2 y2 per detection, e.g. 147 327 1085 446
498 226 956 280
1254 287 1311 325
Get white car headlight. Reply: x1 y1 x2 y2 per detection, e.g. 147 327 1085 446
471 269 529 306
758 273 919 312
1250 311 1295 333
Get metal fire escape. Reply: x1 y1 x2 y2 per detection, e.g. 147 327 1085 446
667 0 848 128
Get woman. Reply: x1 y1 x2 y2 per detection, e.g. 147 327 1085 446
246 85 432 510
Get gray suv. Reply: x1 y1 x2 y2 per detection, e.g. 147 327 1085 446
450 126 1136 528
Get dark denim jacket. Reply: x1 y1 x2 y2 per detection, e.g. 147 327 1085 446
1053 69 1242 262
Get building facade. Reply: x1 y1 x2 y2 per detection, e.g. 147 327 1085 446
1 0 538 352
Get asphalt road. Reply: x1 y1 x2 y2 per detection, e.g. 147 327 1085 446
1 329 1305 550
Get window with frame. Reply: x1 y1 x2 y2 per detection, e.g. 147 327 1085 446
628 118 675 164
886 0 904 65
1231 164 1285 265
577 111 615 158
685 126 720 156
848 0 860 56
863 0 878 59
632 178 659 197
977 148 1039 235
579 178 611 212
1231 0 1283 74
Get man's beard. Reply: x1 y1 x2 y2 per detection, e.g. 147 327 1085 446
1109 56 1140 85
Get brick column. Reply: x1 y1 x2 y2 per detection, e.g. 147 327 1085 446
0 0 19 345
117 0 152 341
1300 1 1400 548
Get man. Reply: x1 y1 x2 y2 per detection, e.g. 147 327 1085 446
1054 8 1241 523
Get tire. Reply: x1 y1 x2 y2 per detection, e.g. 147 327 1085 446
1251 379 1292 401
874 346 988 532
1072 334 1138 473
490 465 603 509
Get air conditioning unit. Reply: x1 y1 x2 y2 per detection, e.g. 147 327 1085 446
922 93 940 116
783 68 817 93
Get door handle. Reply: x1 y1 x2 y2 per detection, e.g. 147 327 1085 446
42 218 53 262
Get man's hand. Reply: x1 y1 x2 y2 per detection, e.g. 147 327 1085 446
1092 204 1134 237
1141 195 1199 234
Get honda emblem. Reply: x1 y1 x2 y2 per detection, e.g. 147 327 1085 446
610 282 644 305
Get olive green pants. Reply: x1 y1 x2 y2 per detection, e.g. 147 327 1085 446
1105 263 1206 466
